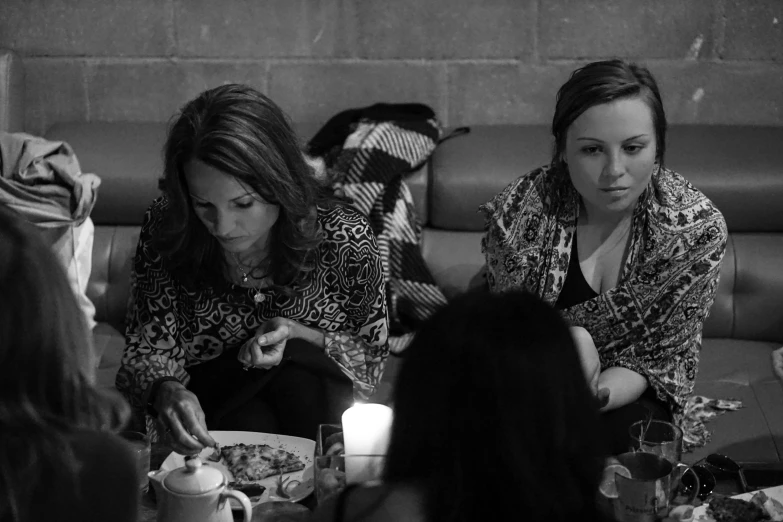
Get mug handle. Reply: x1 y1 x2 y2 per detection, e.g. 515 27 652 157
223 489 253 522
674 463 700 505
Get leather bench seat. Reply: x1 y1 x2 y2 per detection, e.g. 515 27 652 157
93 323 127 390
690 339 783 464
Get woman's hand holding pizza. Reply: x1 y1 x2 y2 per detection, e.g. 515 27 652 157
154 381 216 455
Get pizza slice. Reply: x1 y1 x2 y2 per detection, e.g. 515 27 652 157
707 494 770 522
219 443 305 482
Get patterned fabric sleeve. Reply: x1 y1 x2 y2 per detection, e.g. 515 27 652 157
480 174 522 291
480 167 553 294
115 198 190 414
597 205 728 417
322 214 389 400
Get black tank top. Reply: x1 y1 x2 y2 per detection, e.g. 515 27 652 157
555 232 598 310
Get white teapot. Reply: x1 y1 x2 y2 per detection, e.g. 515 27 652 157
148 457 252 522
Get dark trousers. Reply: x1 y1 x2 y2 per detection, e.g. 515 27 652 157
600 387 672 456
187 339 353 440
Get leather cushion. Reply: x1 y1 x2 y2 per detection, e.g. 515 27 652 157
686 338 783 464
687 380 780 464
702 237 735 339
405 165 428 226
92 322 126 390
667 126 783 233
698 338 778 385
732 234 783 343
430 125 783 233
421 229 484 299
44 121 430 226
430 126 550 232
45 123 166 226
88 226 140 330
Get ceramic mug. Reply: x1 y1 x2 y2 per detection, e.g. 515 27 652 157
613 451 700 522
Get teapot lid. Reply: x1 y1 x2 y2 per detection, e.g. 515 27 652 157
163 457 225 494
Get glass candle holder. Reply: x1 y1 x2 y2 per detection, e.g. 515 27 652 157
314 454 386 504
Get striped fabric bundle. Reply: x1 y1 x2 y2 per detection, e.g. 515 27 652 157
308 104 448 353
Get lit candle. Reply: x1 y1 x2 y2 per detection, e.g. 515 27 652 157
341 403 393 484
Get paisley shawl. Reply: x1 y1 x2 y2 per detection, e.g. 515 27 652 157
481 164 728 433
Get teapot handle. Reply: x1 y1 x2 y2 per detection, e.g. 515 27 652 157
222 489 252 522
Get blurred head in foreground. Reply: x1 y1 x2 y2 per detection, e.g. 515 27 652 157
384 289 605 521
0 204 129 521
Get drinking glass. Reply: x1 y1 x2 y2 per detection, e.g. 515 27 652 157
314 455 386 505
315 454 347 504
613 451 699 522
316 424 343 459
343 454 385 485
120 430 151 493
315 424 345 505
628 419 683 464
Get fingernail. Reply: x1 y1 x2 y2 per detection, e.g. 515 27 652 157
257 337 267 345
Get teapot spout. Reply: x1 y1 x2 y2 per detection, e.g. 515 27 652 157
148 468 167 494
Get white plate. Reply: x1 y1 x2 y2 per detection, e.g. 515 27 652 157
692 485 783 521
159 431 315 509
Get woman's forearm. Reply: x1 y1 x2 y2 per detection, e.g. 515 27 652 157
598 367 648 412
290 320 326 348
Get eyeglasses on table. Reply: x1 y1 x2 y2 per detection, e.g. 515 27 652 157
680 453 749 500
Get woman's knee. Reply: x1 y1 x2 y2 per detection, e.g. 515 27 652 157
218 397 279 433
271 363 324 394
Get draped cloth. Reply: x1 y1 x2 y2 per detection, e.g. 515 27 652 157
0 132 99 227
308 104 449 353
0 132 100 330
481 164 735 450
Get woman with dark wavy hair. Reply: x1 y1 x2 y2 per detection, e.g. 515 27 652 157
0 205 137 522
311 290 610 522
116 84 388 453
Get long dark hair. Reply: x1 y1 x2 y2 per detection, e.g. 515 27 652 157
0 206 130 521
383 290 605 522
552 59 667 168
155 83 345 288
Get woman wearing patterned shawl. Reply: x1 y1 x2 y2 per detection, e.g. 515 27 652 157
481 60 727 454
116 85 388 455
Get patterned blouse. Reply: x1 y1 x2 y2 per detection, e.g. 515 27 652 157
481 165 727 420
116 197 389 416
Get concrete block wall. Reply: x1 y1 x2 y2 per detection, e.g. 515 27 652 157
0 0 781 136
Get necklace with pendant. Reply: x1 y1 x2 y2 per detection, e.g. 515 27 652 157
232 253 267 304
